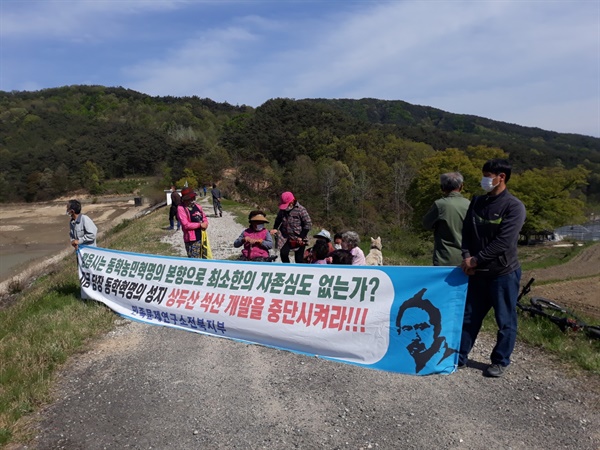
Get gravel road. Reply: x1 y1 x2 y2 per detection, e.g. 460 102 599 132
25 198 600 450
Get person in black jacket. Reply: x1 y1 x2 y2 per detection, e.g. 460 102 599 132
458 159 526 378
168 185 181 230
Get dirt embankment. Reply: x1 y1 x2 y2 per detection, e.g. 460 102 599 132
522 244 600 320
0 196 150 299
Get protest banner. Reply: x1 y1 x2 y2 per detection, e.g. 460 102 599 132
78 246 468 375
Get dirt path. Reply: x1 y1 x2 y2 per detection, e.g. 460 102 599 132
23 320 599 450
17 205 600 450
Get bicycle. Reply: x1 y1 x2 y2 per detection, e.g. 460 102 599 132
516 277 600 340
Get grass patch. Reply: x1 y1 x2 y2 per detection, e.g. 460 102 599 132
0 269 116 445
516 310 600 373
0 207 179 446
100 176 151 195
482 304 600 375
519 241 589 271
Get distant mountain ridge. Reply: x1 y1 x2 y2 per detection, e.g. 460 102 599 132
1 85 599 203
304 97 600 168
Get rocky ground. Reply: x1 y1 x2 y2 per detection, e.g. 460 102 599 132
16 196 599 450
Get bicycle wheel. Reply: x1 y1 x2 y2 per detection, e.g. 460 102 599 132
530 297 568 313
529 297 584 332
584 325 600 340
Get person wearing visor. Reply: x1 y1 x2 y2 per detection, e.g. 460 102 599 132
271 191 312 263
234 210 274 262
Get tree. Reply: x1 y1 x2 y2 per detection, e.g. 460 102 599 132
80 161 104 195
510 166 590 237
176 168 198 190
407 146 507 229
289 155 318 205
315 158 352 222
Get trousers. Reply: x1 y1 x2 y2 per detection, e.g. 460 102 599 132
458 268 521 367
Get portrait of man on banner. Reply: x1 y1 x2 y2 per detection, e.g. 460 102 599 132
395 288 458 374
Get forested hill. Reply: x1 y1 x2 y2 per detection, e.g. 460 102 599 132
306 98 600 169
1 85 598 207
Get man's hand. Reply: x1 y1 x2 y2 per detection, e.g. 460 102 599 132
71 239 79 249
461 256 477 276
270 229 278 235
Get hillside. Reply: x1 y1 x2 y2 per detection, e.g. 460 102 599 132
1 86 599 238
306 97 600 169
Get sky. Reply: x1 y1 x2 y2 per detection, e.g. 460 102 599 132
1 0 599 137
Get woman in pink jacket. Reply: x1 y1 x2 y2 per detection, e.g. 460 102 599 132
177 188 209 258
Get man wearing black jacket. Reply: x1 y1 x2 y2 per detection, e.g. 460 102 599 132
458 159 526 377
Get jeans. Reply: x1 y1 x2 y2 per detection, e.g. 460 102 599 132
459 268 521 367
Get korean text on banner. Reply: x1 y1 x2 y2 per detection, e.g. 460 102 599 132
77 246 468 375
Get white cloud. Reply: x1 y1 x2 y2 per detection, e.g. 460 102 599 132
1 0 185 38
2 0 598 135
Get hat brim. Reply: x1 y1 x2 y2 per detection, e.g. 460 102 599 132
249 216 269 223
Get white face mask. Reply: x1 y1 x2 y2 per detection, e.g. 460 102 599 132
255 224 265 231
480 176 497 192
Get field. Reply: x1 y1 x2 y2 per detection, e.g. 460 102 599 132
520 243 600 320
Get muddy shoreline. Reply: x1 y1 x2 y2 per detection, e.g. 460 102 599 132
0 196 147 292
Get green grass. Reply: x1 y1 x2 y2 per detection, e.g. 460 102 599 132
518 241 589 271
482 302 600 375
0 269 116 445
100 176 152 195
0 208 180 446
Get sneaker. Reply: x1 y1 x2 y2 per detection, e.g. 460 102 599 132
485 364 507 378
220 212 223 217
457 361 467 370
167 227 174 230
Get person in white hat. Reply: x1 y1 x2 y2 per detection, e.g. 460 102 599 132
304 229 336 263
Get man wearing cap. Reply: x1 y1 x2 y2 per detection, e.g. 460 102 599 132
271 191 312 263
177 188 209 258
234 210 274 261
